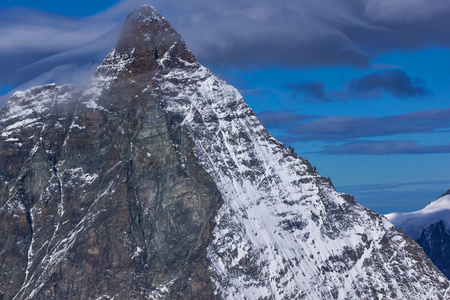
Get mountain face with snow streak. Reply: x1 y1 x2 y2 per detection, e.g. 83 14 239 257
0 5 449 300
386 190 450 279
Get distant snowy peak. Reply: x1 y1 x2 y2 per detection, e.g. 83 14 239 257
441 188 450 198
386 189 450 280
385 190 450 239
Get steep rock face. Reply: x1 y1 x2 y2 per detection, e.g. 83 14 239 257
0 5 449 300
416 220 450 279
386 190 450 280
0 7 221 300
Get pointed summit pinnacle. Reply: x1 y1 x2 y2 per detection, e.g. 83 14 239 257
101 5 196 78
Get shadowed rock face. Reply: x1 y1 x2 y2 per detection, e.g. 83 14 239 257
416 220 450 279
0 6 221 300
0 5 449 300
111 5 196 79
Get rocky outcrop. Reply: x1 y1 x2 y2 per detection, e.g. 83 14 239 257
0 5 449 300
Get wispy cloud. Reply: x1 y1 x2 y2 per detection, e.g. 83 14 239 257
256 111 311 128
0 0 145 90
155 0 371 68
319 140 450 155
286 69 431 102
151 0 450 67
347 69 431 99
286 82 329 103
2 0 450 94
0 63 100 107
363 0 450 23
288 108 450 140
339 180 450 194
337 179 450 213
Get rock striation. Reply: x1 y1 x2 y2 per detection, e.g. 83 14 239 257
0 5 449 300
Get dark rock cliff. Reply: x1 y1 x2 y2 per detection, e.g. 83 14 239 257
416 220 450 279
0 6 221 299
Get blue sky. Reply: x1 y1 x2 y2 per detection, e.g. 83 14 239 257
1 0 450 213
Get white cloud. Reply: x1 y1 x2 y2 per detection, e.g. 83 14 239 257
0 8 120 54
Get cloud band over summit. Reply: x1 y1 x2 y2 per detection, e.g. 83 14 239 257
2 0 450 92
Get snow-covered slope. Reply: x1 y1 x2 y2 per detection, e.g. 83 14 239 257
154 55 449 300
386 190 450 240
0 5 449 300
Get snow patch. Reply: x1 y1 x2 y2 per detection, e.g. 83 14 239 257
156 61 448 299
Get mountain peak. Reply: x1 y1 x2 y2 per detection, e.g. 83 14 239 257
386 190 450 279
386 191 450 239
100 5 196 78
117 5 174 50
1 5 449 299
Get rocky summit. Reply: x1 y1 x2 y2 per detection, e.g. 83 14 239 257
0 5 449 300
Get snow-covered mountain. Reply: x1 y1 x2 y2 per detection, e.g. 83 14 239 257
0 5 449 299
386 190 450 279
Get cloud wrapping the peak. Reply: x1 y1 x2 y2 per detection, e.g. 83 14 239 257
0 0 150 91
149 0 450 66
153 0 371 67
1 0 450 94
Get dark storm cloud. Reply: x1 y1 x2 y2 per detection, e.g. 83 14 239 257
347 69 431 99
286 82 329 103
288 108 450 140
319 140 450 155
